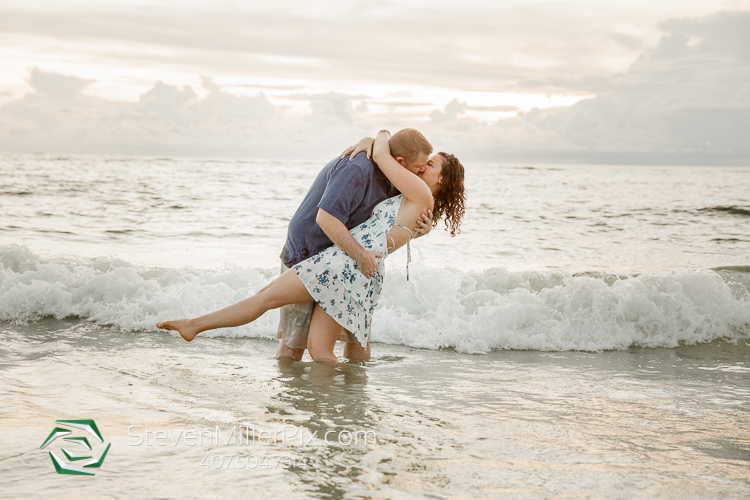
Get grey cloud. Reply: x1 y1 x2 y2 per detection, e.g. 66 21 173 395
138 82 198 115
0 71 364 158
304 94 359 125
27 68 92 99
429 100 468 125
1 10 749 165
608 33 644 51
0 2 665 93
659 11 750 63
421 11 750 165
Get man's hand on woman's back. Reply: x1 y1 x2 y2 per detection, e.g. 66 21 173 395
355 249 382 279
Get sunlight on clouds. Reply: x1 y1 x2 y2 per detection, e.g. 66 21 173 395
0 1 748 163
0 34 201 103
248 84 594 124
254 54 330 68
2 0 747 104
406 88 594 122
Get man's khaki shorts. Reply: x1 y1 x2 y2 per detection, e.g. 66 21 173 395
276 262 358 349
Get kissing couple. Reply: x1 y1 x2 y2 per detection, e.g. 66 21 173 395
157 129 466 364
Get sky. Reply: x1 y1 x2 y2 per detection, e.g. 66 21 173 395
0 0 749 164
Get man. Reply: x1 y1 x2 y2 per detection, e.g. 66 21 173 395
276 128 434 362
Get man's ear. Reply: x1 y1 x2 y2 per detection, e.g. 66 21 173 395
395 157 407 168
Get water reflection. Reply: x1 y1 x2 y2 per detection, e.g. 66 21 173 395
267 358 376 498
2 319 749 499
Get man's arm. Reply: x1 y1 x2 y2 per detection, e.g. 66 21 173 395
316 209 382 279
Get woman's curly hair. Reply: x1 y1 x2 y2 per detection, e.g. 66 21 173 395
432 152 466 236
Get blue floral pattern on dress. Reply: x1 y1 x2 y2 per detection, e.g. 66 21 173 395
293 195 403 346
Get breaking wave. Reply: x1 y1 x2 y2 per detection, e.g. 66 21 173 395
2 244 749 353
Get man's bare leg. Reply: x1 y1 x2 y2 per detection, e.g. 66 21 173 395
156 269 312 341
276 342 304 362
344 341 371 362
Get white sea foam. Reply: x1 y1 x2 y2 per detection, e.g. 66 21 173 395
1 244 749 352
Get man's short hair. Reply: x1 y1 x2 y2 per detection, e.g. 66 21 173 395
389 128 433 164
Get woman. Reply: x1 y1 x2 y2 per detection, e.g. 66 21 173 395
156 131 466 362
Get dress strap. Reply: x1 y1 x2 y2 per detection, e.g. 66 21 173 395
392 224 414 281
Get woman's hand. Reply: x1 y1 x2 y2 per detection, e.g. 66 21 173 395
413 210 434 238
340 137 375 160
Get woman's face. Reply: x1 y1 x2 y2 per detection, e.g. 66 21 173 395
421 154 444 194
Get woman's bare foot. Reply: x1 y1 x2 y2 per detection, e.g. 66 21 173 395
155 319 199 342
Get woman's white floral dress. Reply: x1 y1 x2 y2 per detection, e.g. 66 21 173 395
293 194 403 346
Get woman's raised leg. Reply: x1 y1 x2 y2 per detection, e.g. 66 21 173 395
156 269 312 341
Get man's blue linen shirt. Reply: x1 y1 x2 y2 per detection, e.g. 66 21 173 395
280 152 398 268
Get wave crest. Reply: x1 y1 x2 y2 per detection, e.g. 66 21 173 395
2 244 749 352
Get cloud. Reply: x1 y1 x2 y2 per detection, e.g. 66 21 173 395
5 1 745 95
27 68 92 99
0 72 369 158
420 11 750 165
0 10 748 165
138 81 197 115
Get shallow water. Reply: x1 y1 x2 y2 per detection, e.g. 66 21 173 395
2 155 750 498
1 320 749 499
2 154 750 272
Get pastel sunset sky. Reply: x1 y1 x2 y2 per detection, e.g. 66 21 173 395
1 0 749 163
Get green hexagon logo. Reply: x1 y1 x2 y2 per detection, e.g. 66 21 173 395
40 419 111 476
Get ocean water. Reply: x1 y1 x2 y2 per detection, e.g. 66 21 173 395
1 154 749 498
